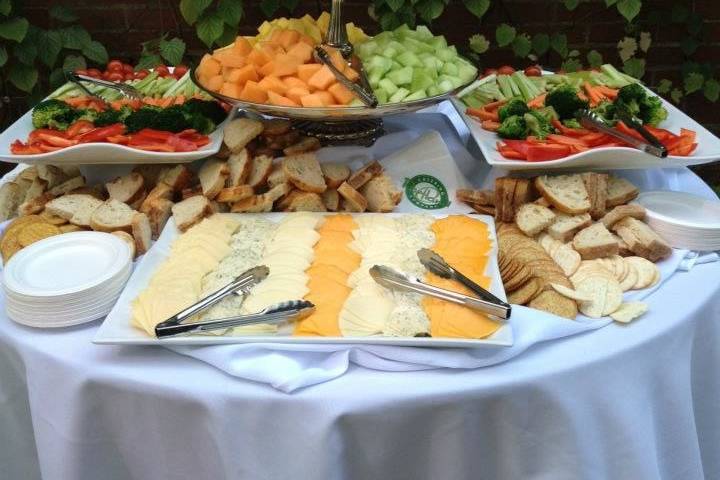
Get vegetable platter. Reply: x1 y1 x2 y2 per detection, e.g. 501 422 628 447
452 66 720 171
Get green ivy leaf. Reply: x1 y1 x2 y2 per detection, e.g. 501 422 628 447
417 0 444 23
196 13 224 48
136 54 162 71
180 0 212 25
586 50 603 68
463 0 490 18
9 63 38 92
159 37 186 65
260 0 280 17
617 36 637 62
703 79 720 102
49 68 66 89
605 0 618 5
656 79 672 94
568 49 580 58
616 0 641 22
60 25 91 50
680 37 699 56
385 0 405 12
82 40 108 65
532 33 550 56
561 58 582 72
512 33 531 58
13 39 37 65
638 31 651 52
468 33 489 54
49 5 78 23
670 88 683 103
550 33 567 58
62 54 86 72
0 17 29 42
216 24 238 48
564 0 579 10
622 57 645 79
0 0 11 16
495 23 516 47
684 72 705 94
37 30 63 67
0 46 7 67
379 11 397 31
670 4 688 23
217 0 244 26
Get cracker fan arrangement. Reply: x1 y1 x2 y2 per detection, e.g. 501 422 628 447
458 173 670 323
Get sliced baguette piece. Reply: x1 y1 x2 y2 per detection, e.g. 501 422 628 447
359 173 401 213
216 185 254 203
142 183 174 208
320 162 351 189
131 212 152 255
132 164 165 189
337 181 367 212
37 165 66 189
601 204 646 229
515 203 556 237
581 172 608 219
18 166 39 182
276 189 302 211
227 148 252 186
23 177 48 204
56 165 81 178
283 136 321 156
49 176 86 197
181 185 203 200
172 196 214 232
142 198 173 239
282 153 327 193
247 154 274 188
321 189 340 211
223 118 264 153
572 223 619 260
494 177 506 222
90 199 137 233
69 185 106 200
612 233 633 257
456 188 495 206
347 160 383 190
611 217 671 262
111 231 137 259
606 176 639 207
512 178 533 209
106 173 145 205
198 158 229 199
230 183 290 213
287 192 327 212
18 192 55 216
266 165 288 188
500 177 519 222
547 212 592 242
0 182 22 221
45 194 103 227
535 197 551 207
535 174 590 214
158 165 195 192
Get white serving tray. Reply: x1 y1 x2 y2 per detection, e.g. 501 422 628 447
94 212 512 349
451 86 720 171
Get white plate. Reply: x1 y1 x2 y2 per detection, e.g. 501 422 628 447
451 86 720 171
94 213 512 349
636 191 720 229
2 232 131 297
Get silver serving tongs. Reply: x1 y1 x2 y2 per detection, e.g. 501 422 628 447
576 109 667 158
370 265 510 320
66 71 143 100
314 47 377 108
417 248 511 315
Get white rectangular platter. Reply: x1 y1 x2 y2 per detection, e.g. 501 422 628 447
451 89 720 171
94 212 512 349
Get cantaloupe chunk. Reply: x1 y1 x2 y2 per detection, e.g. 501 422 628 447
278 30 301 50
233 36 253 56
328 82 356 105
198 54 221 77
286 86 311 104
307 65 336 91
272 54 304 77
344 67 360 82
220 82 242 98
297 64 322 83
327 49 346 71
283 77 308 89
214 49 246 68
207 75 224 92
267 90 299 107
258 42 283 57
257 75 288 95
239 80 268 103
247 49 271 67
222 67 237 81
300 93 326 107
259 60 276 77
315 91 335 106
298 34 315 47
234 64 259 85
286 42 314 64
269 30 284 46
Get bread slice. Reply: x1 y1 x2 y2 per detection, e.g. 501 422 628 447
227 148 252 186
106 173 145 205
266 165 287 188
18 166 39 182
142 183 174 207
132 164 165 189
456 188 494 206
535 197 551 207
572 223 619 259
612 233 633 257
515 203 556 236
247 154 274 188
131 212 152 255
45 194 103 227
347 161 383 189
512 178 533 208
216 185 254 203
69 185 106 200
141 197 173 239
181 186 203 200
0 182 22 221
606 176 639 207
283 136 321 156
611 217 671 261
321 189 340 211
547 212 592 242
111 231 137 259
172 196 214 232
494 177 506 222
230 183 290 213
56 165 81 178
49 176 86 197
360 174 401 213
223 118 264 153
158 165 195 192
535 174 590 214
287 192 327 212
601 204 646 229
581 172 608 219
199 158 229 199
23 177 47 204
283 153 327 193
90 199 137 233
277 189 302 211
337 181 367 212
320 162 351 189
18 192 55 217
261 118 292 136
37 165 66 189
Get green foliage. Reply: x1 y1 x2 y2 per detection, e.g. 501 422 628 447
137 35 187 70
179 0 249 48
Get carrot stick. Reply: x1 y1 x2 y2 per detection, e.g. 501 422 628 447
527 93 546 108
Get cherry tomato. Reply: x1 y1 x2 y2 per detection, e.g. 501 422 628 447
155 65 170 77
87 68 102 78
134 69 149 80
483 68 497 77
75 69 88 76
173 64 189 78
524 65 542 77
497 65 516 75
107 60 123 72
122 63 134 74
108 72 124 82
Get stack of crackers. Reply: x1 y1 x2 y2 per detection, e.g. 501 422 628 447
1 214 79 262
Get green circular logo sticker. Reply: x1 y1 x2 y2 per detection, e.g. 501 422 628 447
404 174 450 210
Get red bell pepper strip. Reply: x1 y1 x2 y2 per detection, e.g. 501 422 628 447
546 134 588 147
36 133 78 147
166 135 198 152
481 120 500 131
131 144 177 152
10 140 43 155
526 144 572 161
501 140 531 157
133 129 174 141
551 118 591 137
66 120 95 138
106 135 130 144
38 144 65 152
28 128 67 143
76 123 126 143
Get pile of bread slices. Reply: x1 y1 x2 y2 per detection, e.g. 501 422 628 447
458 173 671 323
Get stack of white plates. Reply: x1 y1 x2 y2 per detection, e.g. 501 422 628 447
2 231 133 328
636 191 720 251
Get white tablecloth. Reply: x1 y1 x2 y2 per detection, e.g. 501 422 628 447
1 109 719 480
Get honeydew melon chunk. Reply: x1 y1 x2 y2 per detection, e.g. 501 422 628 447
391 60 403 70
430 36 448 50
404 89 427 101
393 24 413 37
356 41 378 58
442 62 459 76
378 78 398 95
410 70 434 92
389 87 410 103
397 51 421 67
387 40 405 51
438 74 463 89
382 46 399 58
415 25 434 39
436 46 458 62
457 63 478 82
403 37 434 53
367 55 393 74
368 68 384 87
438 79 454 93
427 85 441 96
387 66 413 86
349 98 365 106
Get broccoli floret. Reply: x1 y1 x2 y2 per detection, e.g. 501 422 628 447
615 84 668 126
638 95 668 126
497 115 528 139
591 100 617 125
544 85 589 120
562 118 582 129
32 99 78 131
124 106 189 133
524 111 553 139
498 97 530 122
189 115 215 135
94 106 133 127
75 108 99 124
182 99 227 125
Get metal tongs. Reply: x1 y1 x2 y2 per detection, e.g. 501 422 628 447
65 71 143 101
154 266 315 338
370 265 510 320
576 109 668 158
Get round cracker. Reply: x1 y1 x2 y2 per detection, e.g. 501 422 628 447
575 275 623 318
4 215 44 237
619 264 638 292
550 282 594 302
507 277 542 305
552 245 581 277
39 211 69 225
610 302 648 323
17 222 61 247
59 224 84 233
0 232 22 263
625 256 657 290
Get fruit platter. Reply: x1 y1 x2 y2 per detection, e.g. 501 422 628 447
452 66 720 170
193 12 478 121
